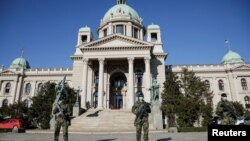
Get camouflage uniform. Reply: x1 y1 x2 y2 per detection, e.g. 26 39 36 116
216 100 236 125
53 101 71 141
132 100 151 141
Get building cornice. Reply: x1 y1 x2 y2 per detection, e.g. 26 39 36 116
81 45 152 52
79 34 153 48
153 53 168 60
70 55 83 61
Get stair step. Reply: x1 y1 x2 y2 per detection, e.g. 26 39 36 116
69 109 139 131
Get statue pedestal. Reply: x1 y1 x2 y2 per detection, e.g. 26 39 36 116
151 101 163 129
50 116 55 130
73 105 80 117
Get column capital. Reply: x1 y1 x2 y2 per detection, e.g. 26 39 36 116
144 56 151 61
82 58 89 64
144 56 151 63
98 58 105 64
128 57 134 64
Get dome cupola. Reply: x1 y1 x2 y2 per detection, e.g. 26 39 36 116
221 50 245 64
102 1 142 24
98 0 145 40
10 57 30 69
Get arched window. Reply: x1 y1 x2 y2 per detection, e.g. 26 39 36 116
204 80 210 90
218 80 224 91
5 83 11 94
244 96 250 109
25 83 31 95
241 78 248 91
2 99 8 107
135 70 143 86
37 83 43 94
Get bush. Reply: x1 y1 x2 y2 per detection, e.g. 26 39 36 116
178 127 207 132
0 129 12 133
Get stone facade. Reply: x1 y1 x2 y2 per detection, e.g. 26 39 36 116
1 0 249 113
0 68 72 107
167 64 250 110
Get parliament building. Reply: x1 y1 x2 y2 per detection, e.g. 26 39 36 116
1 0 250 113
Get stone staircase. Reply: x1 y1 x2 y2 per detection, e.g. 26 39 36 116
68 109 137 132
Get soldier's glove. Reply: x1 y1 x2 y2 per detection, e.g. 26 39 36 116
56 111 63 117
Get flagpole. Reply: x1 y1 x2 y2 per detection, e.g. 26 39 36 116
225 39 231 51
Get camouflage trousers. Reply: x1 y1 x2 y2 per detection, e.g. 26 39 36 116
54 117 68 141
221 116 236 125
136 119 149 141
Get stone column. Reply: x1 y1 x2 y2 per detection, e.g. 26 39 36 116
98 58 105 109
0 80 2 95
81 58 88 109
128 57 134 109
144 57 151 102
127 22 132 37
140 29 143 40
12 80 19 103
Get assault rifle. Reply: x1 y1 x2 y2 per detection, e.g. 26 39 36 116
136 103 150 120
221 101 237 119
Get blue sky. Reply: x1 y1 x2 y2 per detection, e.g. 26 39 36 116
0 0 249 68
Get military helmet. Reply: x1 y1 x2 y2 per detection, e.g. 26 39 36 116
221 93 227 97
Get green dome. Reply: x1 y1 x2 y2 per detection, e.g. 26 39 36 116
103 4 141 22
148 24 160 29
79 26 91 32
10 57 30 69
221 50 245 64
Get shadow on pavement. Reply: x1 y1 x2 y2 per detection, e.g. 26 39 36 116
87 110 102 117
157 138 172 141
96 139 116 141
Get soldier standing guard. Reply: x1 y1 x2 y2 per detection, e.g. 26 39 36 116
216 93 237 125
132 92 151 141
52 77 71 141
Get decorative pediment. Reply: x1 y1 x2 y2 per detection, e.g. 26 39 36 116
80 34 153 48
231 64 250 71
0 70 18 75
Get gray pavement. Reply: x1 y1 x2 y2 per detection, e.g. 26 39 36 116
0 131 207 141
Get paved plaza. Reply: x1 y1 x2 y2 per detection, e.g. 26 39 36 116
0 131 207 141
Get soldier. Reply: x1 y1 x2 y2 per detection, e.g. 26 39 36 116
216 94 237 125
53 94 71 141
132 92 151 141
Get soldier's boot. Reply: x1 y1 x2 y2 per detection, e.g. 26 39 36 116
54 136 59 141
63 137 68 141
63 125 68 141
136 134 141 141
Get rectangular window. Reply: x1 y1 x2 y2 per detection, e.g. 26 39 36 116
103 28 108 37
113 26 115 34
116 25 124 35
81 35 87 43
151 33 158 42
133 27 138 39
246 104 250 109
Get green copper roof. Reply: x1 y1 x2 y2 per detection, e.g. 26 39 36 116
103 4 140 22
148 24 160 29
221 50 245 64
10 57 30 69
79 26 91 32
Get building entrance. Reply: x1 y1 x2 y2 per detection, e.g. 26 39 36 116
109 72 127 109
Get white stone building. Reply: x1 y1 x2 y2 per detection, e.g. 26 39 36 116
167 51 250 110
0 0 249 112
